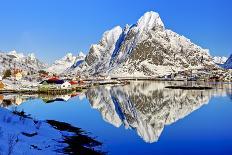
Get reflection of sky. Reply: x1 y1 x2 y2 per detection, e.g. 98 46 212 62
14 95 232 155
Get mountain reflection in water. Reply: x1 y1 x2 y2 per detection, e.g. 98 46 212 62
86 81 232 143
1 81 232 144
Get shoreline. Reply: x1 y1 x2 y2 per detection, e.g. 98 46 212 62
1 79 230 95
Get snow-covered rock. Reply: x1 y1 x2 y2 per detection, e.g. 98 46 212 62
47 52 86 75
213 56 228 64
67 11 216 77
0 108 66 154
0 106 104 154
0 50 46 75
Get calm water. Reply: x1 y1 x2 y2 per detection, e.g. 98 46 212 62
4 81 232 155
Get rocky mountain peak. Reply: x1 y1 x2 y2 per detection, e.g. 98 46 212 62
101 26 123 47
137 11 164 32
65 11 217 77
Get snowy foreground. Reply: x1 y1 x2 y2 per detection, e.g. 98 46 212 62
0 107 103 155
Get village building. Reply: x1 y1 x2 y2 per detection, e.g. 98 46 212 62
60 81 72 89
39 77 64 90
0 95 3 105
22 71 28 76
0 81 4 90
14 72 23 81
38 77 73 92
12 69 23 81
69 81 78 88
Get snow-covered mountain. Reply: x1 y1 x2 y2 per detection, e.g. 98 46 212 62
47 52 85 75
67 11 216 77
0 50 46 75
222 54 232 69
213 56 228 64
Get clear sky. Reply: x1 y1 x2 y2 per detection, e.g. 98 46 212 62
0 0 231 63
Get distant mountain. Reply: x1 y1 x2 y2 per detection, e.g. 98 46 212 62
0 50 46 75
213 56 228 64
67 11 216 77
47 52 85 75
221 54 232 69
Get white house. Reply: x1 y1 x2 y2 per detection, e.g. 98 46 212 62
14 72 23 81
60 81 72 89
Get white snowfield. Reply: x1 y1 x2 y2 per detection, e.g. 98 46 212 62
0 108 68 154
65 11 218 77
213 56 228 64
46 52 85 75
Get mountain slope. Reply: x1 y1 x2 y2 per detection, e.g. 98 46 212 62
68 11 216 77
0 50 46 75
222 54 232 69
47 52 85 75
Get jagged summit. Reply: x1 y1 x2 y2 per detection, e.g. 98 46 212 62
78 51 86 57
84 26 123 74
47 52 86 74
65 11 216 77
0 50 46 74
137 11 164 32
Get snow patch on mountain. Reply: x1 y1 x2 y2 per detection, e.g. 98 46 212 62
137 11 164 33
47 52 86 75
213 56 227 64
0 50 46 75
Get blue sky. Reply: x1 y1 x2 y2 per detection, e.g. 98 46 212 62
0 0 231 63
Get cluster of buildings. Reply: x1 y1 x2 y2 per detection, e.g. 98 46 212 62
161 69 232 82
38 77 84 92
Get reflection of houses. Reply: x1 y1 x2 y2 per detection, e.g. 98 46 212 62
39 94 71 103
0 95 38 107
14 96 23 105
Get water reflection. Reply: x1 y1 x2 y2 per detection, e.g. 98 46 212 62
0 93 82 107
0 94 38 107
86 81 232 143
1 81 232 144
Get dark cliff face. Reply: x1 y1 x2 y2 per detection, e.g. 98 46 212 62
222 54 232 69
